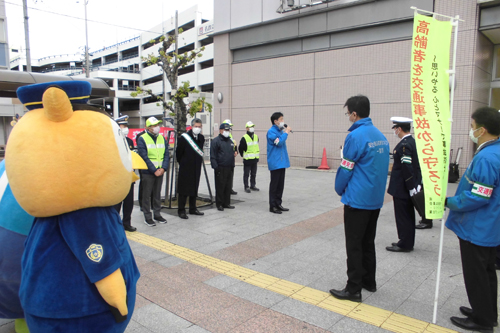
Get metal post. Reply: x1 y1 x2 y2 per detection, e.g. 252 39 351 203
84 0 90 78
432 15 460 325
22 0 31 72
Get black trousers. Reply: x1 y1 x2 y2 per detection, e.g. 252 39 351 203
178 194 197 213
114 182 135 226
344 205 380 294
141 173 163 220
215 167 232 207
393 197 416 250
138 172 154 210
269 168 286 208
459 237 498 327
243 161 258 189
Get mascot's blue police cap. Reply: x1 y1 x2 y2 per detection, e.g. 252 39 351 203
17 81 92 111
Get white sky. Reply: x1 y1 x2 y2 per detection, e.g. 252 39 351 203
5 0 214 59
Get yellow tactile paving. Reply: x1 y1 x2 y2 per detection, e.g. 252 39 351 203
127 232 458 333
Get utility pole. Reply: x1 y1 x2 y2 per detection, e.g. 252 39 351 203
174 10 179 129
22 0 31 72
84 0 90 78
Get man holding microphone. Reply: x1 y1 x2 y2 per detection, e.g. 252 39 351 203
267 112 291 214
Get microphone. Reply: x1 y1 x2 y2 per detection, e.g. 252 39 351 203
284 124 293 133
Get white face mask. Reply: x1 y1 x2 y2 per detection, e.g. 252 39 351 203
279 122 285 129
222 131 230 138
152 126 160 135
249 127 255 133
394 128 400 138
469 127 482 144
121 127 129 136
192 127 202 135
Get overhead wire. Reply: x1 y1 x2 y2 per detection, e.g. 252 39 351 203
1 0 164 35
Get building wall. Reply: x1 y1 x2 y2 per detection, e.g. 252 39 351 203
213 0 490 172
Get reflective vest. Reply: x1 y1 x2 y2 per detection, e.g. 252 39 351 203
243 134 259 160
142 133 166 168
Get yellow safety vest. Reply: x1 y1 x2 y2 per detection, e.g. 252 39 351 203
243 134 259 160
142 133 166 168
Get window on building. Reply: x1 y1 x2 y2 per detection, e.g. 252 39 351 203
200 37 213 47
142 74 162 86
0 43 7 68
178 64 194 75
199 59 213 70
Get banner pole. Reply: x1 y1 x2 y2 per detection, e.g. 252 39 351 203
432 14 460 325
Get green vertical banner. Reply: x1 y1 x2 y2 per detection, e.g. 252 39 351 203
410 14 452 219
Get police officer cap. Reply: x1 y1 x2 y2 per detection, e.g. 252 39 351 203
115 115 129 125
17 81 92 111
220 123 231 130
391 116 413 129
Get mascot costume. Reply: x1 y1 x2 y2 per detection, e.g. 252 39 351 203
5 81 144 333
0 159 34 333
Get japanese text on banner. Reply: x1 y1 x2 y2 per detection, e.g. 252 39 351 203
411 14 452 219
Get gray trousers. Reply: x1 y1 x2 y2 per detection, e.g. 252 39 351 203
141 173 163 220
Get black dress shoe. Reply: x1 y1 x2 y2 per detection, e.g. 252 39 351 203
189 209 204 216
124 225 137 232
392 242 398 247
386 245 413 252
245 188 251 193
416 223 433 229
450 316 493 333
223 205 235 209
250 187 260 191
277 205 289 211
270 207 282 214
460 307 498 327
329 288 361 302
231 190 238 195
361 284 377 292
178 212 188 219
217 206 224 211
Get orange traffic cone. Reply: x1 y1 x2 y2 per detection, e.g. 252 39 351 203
318 148 330 170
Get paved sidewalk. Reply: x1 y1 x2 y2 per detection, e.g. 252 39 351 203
1 165 480 333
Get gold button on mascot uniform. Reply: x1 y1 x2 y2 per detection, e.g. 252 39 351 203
6 81 143 333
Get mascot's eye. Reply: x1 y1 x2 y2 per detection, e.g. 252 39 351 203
110 120 132 172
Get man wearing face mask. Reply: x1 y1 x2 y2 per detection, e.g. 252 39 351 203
445 107 500 333
385 117 431 252
267 112 291 214
176 118 205 219
113 116 137 232
210 123 237 211
331 95 389 302
222 119 238 195
137 116 169 226
239 121 260 193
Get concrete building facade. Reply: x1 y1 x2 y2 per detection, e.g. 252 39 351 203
213 0 499 173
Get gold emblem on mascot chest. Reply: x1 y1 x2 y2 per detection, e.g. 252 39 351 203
86 244 104 262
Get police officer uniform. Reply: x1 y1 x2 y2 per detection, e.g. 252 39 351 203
210 123 236 211
114 116 137 232
386 117 426 252
222 119 238 195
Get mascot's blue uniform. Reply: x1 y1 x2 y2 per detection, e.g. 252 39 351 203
6 81 143 333
0 160 35 320
20 207 139 332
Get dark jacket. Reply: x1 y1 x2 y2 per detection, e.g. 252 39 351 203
210 134 235 169
125 137 134 151
238 132 259 165
137 131 170 175
176 130 205 196
387 135 423 199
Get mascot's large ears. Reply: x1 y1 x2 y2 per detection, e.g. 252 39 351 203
6 81 137 217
